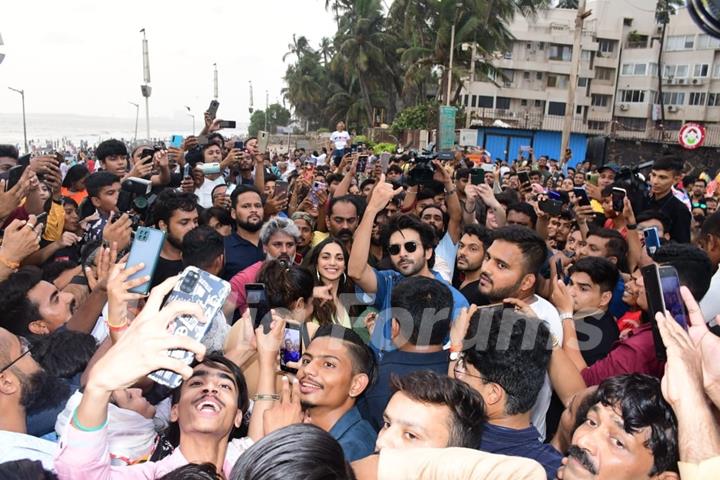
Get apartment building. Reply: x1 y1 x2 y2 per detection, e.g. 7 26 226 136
461 0 720 146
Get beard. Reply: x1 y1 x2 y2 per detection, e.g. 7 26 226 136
19 369 71 414
394 256 425 277
480 273 524 303
334 228 353 241
166 230 184 250
237 217 263 233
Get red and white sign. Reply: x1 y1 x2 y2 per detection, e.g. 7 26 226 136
678 122 706 150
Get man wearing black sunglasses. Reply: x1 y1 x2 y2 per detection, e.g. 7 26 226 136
0 327 69 469
349 176 469 355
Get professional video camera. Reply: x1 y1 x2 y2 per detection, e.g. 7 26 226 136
407 154 437 187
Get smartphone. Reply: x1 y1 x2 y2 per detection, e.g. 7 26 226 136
380 152 391 171
470 168 484 185
280 323 302 374
555 258 564 280
351 144 358 153
520 145 531 153
34 212 48 229
539 198 563 216
518 171 530 184
148 266 230 388
207 100 220 120
643 227 661 256
198 162 221 175
218 120 236 129
126 227 166 294
183 163 191 178
140 148 155 161
480 163 494 173
586 172 599 186
573 187 591 206
170 135 184 149
258 131 269 154
234 140 245 150
357 155 368 173
642 264 688 361
197 135 210 146
274 180 289 198
611 187 626 213
310 181 326 206
246 283 271 332
122 177 152 195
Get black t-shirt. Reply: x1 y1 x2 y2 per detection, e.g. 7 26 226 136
575 310 619 366
643 191 691 243
452 276 489 306
39 239 81 265
151 256 184 288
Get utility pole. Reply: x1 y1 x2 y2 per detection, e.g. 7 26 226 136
128 101 139 142
185 106 195 135
140 28 152 140
8 87 27 154
264 90 269 132
213 63 218 100
248 81 254 114
560 0 590 165
464 42 477 128
446 2 463 106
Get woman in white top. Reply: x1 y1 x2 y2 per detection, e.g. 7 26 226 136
330 121 351 166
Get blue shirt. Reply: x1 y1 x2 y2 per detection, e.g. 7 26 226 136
357 269 469 354
223 231 264 280
478 423 562 480
358 349 450 431
329 406 377 462
609 276 627 319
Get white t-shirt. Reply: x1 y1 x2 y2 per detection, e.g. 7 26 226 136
195 175 227 209
316 153 328 166
434 232 458 282
330 130 351 150
700 268 720 322
0 430 58 471
528 294 563 442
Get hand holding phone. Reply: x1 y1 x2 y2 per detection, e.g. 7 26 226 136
126 227 166 294
611 187 626 213
246 283 271 331
280 323 302 374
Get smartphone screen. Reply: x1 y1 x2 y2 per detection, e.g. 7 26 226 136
357 155 368 172
555 258 564 280
183 163 191 178
643 227 661 255
246 283 270 331
659 266 688 330
470 169 484 185
170 135 184 149
208 100 220 119
126 227 166 294
218 120 236 129
518 171 530 184
612 187 626 212
280 324 302 373
573 187 590 206
274 181 289 198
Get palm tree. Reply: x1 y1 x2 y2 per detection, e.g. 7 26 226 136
283 35 311 62
318 37 334 66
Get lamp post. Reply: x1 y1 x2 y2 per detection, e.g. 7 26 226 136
8 87 28 154
128 101 139 142
461 42 477 127
264 90 269 132
140 28 152 140
185 106 195 135
213 63 218 100
446 2 463 106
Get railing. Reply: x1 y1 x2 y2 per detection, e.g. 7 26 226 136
467 108 720 147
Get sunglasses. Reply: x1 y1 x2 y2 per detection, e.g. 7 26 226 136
0 336 33 374
387 241 418 256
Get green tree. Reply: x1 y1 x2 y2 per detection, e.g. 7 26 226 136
247 110 266 137
265 103 291 133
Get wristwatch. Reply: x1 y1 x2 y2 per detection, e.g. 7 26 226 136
627 223 638 230
450 350 461 361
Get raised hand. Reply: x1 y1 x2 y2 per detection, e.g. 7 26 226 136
102 213 132 252
0 216 42 264
367 174 403 213
263 376 303 435
106 256 148 330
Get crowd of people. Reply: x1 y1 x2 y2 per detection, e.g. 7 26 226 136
1 115 720 480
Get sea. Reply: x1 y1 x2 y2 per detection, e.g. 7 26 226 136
0 113 249 152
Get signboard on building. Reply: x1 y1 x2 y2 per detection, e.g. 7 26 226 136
678 122 706 150
458 129 477 147
438 106 457 151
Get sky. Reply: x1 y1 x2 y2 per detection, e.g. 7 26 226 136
0 0 337 124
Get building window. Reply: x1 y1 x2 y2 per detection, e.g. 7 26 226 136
495 97 511 110
627 34 648 49
708 93 720 106
548 101 566 116
595 67 614 80
619 89 646 103
536 72 543 80
478 95 493 108
694 64 709 77
578 77 588 87
523 71 530 79
621 63 648 76
471 95 477 107
689 92 706 105
521 99 528 106
664 64 689 78
576 105 583 114
662 92 685 105
649 63 658 77
526 42 532 49
664 120 683 130
697 34 720 49
591 94 610 107
588 121 608 130
581 50 592 62
666 35 695 51
547 74 569 88
714 65 720 78
534 99 544 108
503 51 512 60
548 44 572 61
463 95 469 106
619 117 647 130
598 39 615 54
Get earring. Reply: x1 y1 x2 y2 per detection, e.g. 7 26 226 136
316 270 321 281
342 272 347 284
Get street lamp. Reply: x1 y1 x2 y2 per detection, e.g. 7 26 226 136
461 42 477 127
264 90 269 132
185 106 195 135
8 87 28 154
445 2 463 106
129 101 139 142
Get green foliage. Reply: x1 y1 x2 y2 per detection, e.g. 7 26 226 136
317 127 330 133
372 142 397 155
247 104 291 136
391 102 438 135
248 110 265 137
353 135 374 147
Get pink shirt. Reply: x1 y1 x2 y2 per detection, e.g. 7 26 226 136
55 423 252 479
229 261 263 315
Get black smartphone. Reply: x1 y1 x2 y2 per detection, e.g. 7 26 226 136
555 258 564 280
218 120 236 129
274 181 289 198
234 140 245 150
357 155 368 172
140 148 155 161
6 165 25 191
148 266 230 388
518 171 530 184
470 168 484 185
246 283 271 332
611 187 626 212
280 323 302 374
126 227 166 295
573 187 591 206
641 264 688 361
659 266 688 330
207 100 220 120
643 227 661 256
539 198 563 216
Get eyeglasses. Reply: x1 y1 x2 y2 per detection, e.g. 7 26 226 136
692 202 707 209
453 355 503 389
387 241 418 256
0 336 33 374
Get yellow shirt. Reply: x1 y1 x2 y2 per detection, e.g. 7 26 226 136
311 230 330 247
42 201 65 242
